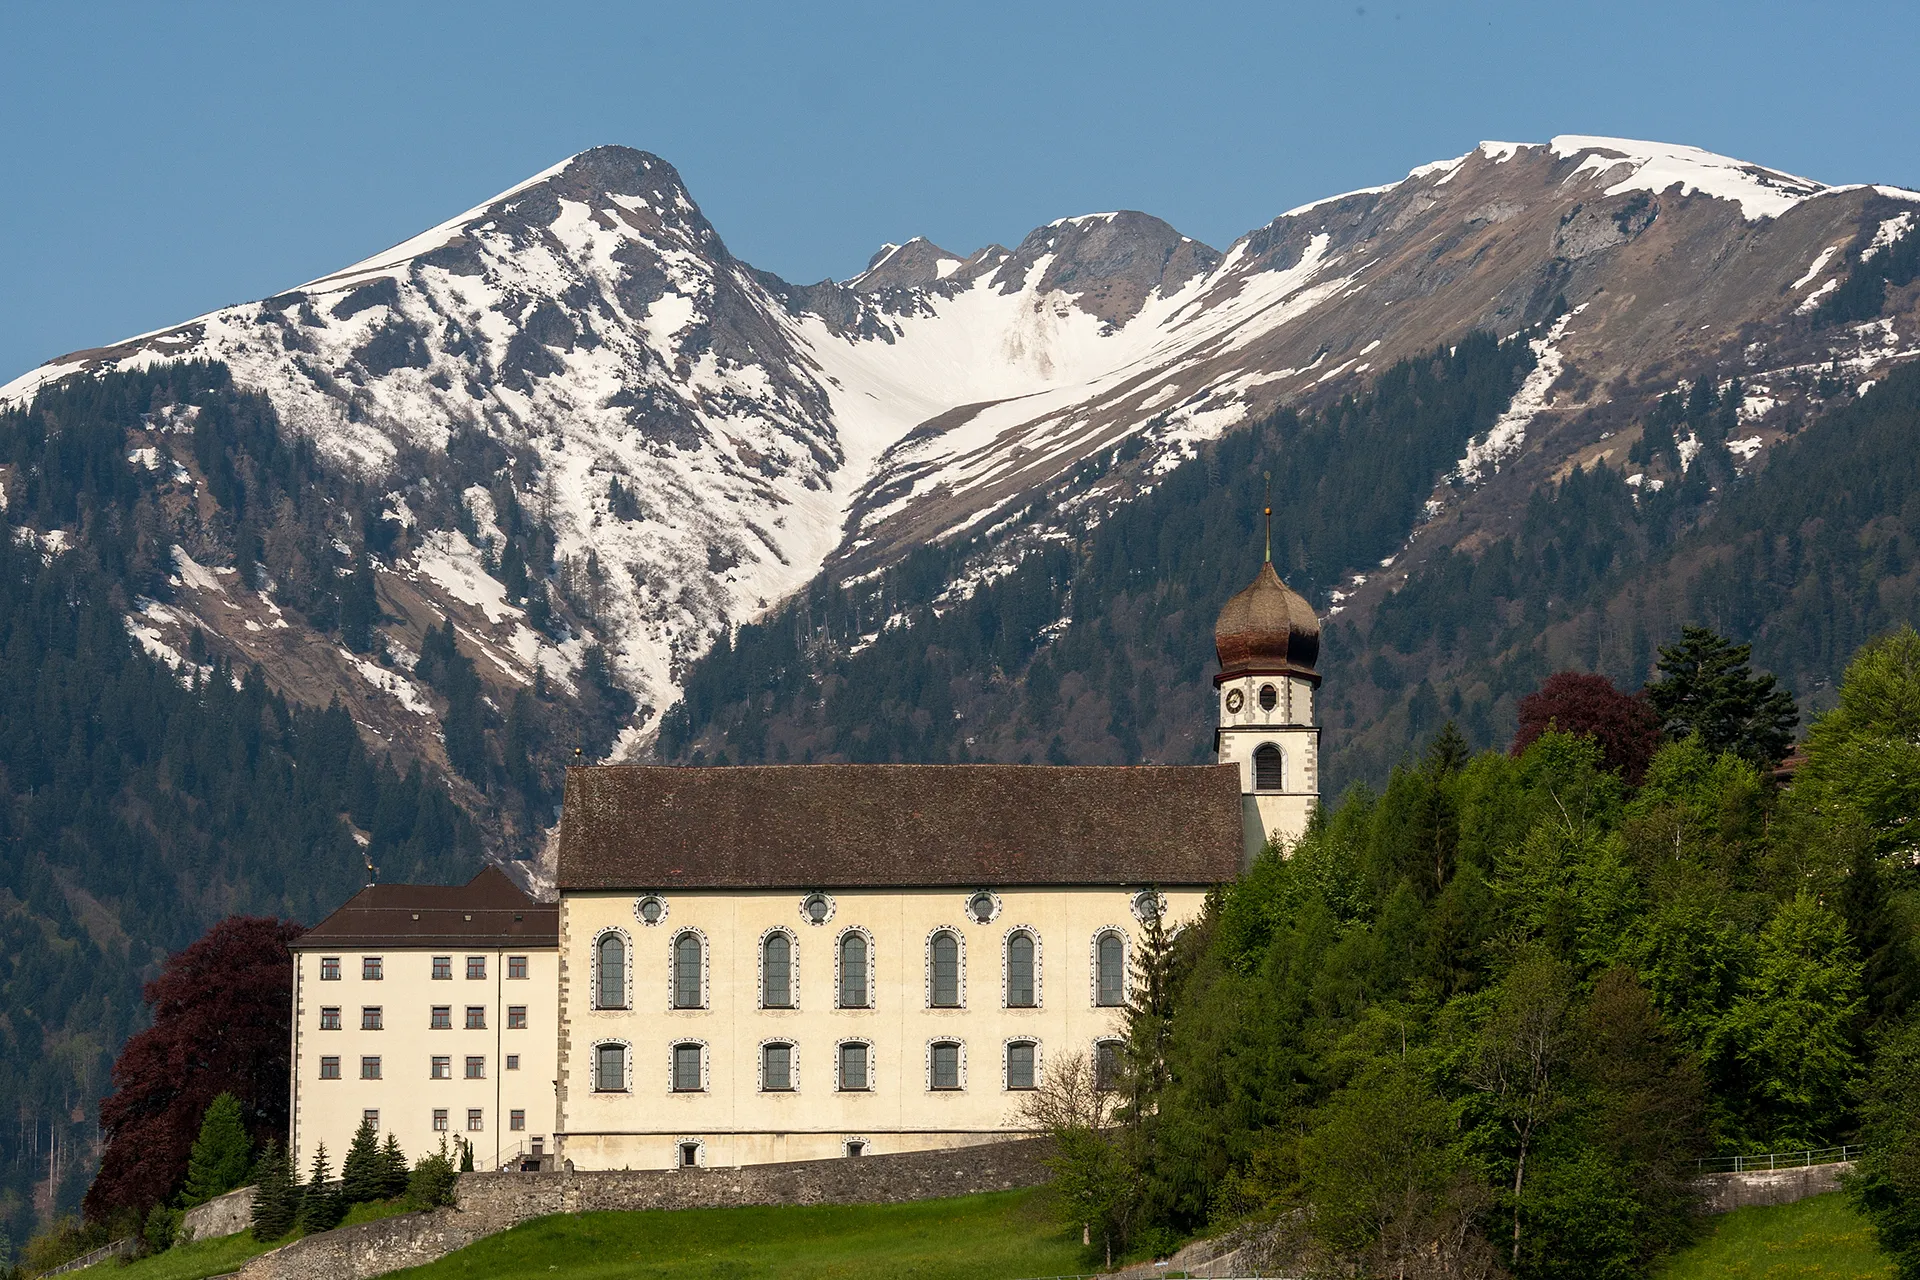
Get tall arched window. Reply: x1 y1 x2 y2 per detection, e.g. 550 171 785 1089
1253 743 1285 791
762 932 793 1008
839 931 871 1009
1095 931 1126 1007
1093 1039 1124 1091
1005 931 1036 1008
929 931 962 1008
672 932 704 1009
595 933 627 1010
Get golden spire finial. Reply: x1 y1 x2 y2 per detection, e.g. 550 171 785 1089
1263 471 1272 564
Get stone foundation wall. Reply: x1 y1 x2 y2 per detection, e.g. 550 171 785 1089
1696 1161 1853 1213
182 1184 258 1242
233 1138 1048 1280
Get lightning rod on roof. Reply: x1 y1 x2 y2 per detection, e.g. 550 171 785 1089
1263 471 1273 564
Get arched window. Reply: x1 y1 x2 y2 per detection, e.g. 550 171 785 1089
595 933 627 1010
928 1040 963 1090
593 1041 627 1092
929 931 962 1008
1005 931 1037 1008
1005 1040 1038 1091
1094 931 1126 1007
671 1041 704 1092
1093 1039 1125 1091
760 1041 794 1091
672 932 704 1009
839 931 871 1009
762 932 793 1008
837 1040 871 1091
1253 743 1285 791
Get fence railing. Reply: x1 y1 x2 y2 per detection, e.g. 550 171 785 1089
31 1235 135 1278
1696 1145 1863 1174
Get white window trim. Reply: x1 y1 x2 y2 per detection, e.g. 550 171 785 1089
1001 924 1043 1009
667 927 711 1011
836 1038 875 1092
668 1038 711 1093
757 1038 798 1092
925 927 967 1010
633 893 670 927
1130 891 1169 926
591 1038 634 1093
925 1037 967 1092
673 1137 706 1168
758 926 800 1011
798 890 837 926
1090 926 1132 1008
1002 1036 1043 1092
834 927 876 1010
962 888 1002 925
842 1136 870 1157
590 926 633 1011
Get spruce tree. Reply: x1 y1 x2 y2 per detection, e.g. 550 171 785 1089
379 1135 410 1200
248 1140 298 1242
1646 625 1799 766
299 1144 343 1234
459 1138 475 1173
180 1093 253 1206
339 1117 383 1205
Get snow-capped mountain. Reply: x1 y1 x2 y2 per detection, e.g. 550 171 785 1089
5 137 1916 761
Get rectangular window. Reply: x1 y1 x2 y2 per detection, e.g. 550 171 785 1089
320 1056 341 1080
506 1054 520 1071
465 1006 486 1030
762 1043 792 1091
430 1006 452 1030
507 1006 527 1030
432 1109 448 1132
839 1042 869 1091
319 1007 342 1031
1006 1041 1036 1091
320 957 341 981
509 1109 525 1132
361 1056 382 1080
361 1007 383 1031
465 1056 486 1080
595 1043 626 1092
431 1056 451 1080
930 1042 960 1090
432 956 452 980
508 955 528 980
363 1109 379 1129
466 956 486 980
362 956 383 981
467 1109 483 1132
672 1043 703 1092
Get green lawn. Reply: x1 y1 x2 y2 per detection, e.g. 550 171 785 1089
1658 1192 1893 1280
385 1189 1085 1280
67 1199 414 1280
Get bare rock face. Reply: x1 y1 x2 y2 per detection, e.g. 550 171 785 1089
5 137 1916 767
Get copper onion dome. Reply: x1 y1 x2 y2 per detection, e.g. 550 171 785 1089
1214 560 1321 687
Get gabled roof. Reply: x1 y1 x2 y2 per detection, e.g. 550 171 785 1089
293 866 556 949
557 764 1243 891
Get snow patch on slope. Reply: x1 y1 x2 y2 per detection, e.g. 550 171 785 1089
1550 135 1825 221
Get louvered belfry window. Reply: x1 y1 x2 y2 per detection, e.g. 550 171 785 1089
1253 743 1285 791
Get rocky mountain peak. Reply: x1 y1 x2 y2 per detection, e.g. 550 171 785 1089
987 210 1221 326
847 237 966 292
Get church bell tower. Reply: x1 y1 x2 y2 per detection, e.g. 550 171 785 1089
1214 501 1322 866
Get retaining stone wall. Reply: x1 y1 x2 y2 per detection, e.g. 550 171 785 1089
182 1184 257 1242
233 1138 1048 1280
1697 1160 1853 1213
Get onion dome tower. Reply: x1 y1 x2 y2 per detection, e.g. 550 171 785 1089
1214 495 1322 865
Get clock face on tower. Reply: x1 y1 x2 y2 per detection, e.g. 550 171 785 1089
1225 689 1245 714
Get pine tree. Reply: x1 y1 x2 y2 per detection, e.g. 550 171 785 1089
459 1138 475 1173
248 1140 298 1242
1646 625 1799 766
299 1144 343 1235
379 1135 410 1200
339 1117 384 1205
180 1093 252 1206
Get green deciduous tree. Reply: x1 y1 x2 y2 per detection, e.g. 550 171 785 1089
1848 1018 1920 1278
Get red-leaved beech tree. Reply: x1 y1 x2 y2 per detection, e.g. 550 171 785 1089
85 916 305 1220
1512 671 1662 785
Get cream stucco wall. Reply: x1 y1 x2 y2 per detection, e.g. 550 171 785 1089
554 885 1206 1170
290 945 558 1174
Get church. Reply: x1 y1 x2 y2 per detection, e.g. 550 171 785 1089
286 547 1322 1173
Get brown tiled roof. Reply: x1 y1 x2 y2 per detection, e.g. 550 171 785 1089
293 866 557 949
558 764 1244 890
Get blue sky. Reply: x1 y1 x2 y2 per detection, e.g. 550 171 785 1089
2 1 1915 383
